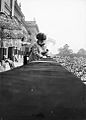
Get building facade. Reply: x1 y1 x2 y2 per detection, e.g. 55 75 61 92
0 0 14 16
0 0 14 60
0 0 39 61
13 0 28 58
26 20 39 49
0 0 29 60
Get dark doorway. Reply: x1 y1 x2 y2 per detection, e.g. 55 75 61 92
8 47 14 61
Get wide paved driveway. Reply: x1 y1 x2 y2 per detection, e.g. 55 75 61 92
0 60 86 120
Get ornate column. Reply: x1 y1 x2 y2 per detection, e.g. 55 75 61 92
11 0 15 16
1 0 5 12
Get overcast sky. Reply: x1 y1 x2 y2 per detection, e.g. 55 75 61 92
18 0 86 54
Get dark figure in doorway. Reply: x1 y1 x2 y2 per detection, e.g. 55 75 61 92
23 55 27 65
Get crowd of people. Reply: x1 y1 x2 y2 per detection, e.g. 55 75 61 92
55 56 86 83
2 32 86 81
0 55 18 72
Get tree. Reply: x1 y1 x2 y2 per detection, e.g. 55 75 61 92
77 48 86 56
0 12 20 30
0 12 26 40
36 33 46 42
0 12 22 44
58 44 73 56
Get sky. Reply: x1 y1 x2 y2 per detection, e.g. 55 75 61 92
18 0 86 54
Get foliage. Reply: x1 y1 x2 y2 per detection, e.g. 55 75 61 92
0 29 24 39
36 33 46 41
0 12 20 30
77 48 86 56
0 12 24 40
58 44 73 56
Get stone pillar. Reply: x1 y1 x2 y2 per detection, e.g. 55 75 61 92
11 0 15 16
1 0 5 12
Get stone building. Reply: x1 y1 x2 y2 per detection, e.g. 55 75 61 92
13 0 29 58
0 0 13 15
25 20 39 51
0 0 29 60
0 0 14 60
0 0 39 61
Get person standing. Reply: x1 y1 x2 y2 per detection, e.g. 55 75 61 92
28 33 47 62
23 53 28 65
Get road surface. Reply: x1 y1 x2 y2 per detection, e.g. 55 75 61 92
0 59 86 120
